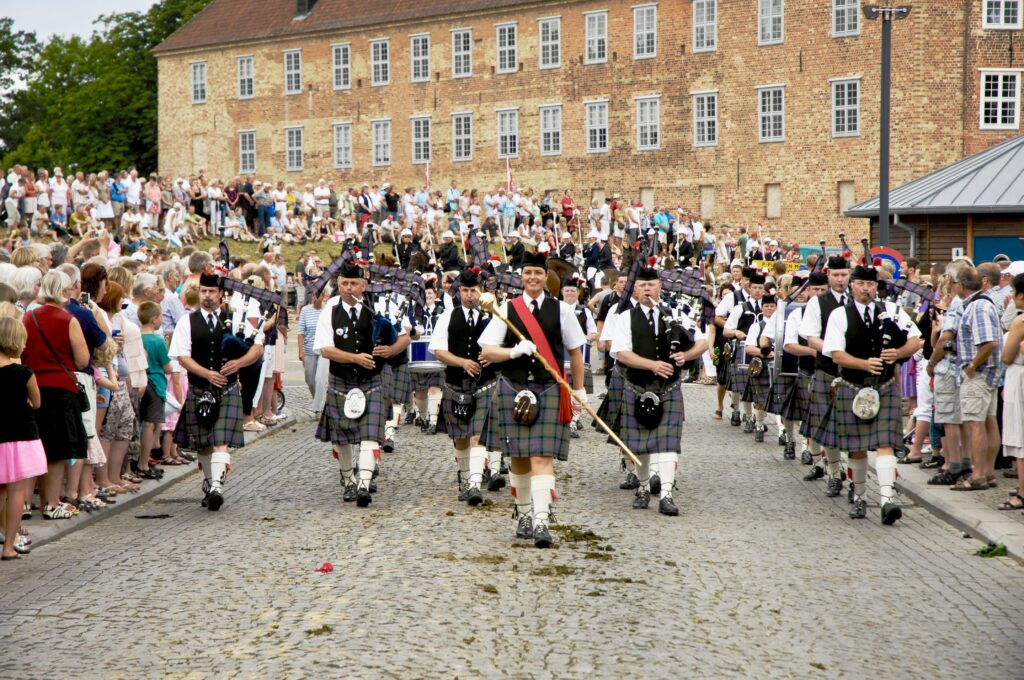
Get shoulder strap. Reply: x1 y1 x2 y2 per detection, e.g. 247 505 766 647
29 310 82 392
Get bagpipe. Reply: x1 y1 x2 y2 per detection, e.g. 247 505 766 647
218 277 283 361
365 264 426 346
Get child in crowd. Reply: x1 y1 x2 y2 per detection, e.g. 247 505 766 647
138 302 181 478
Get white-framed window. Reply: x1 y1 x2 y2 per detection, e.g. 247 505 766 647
372 119 391 166
538 17 561 69
693 0 717 53
985 1 1023 29
371 39 390 86
980 70 1021 129
585 11 608 64
452 29 472 78
633 5 657 60
237 56 254 99
539 104 562 156
332 43 351 90
758 0 784 45
452 113 473 161
411 116 431 164
496 23 517 74
410 34 430 83
758 86 785 142
238 130 255 173
585 101 609 153
285 126 303 171
497 109 519 158
832 78 860 137
636 96 660 151
692 91 718 147
284 49 302 95
832 0 860 37
333 123 352 168
191 61 207 104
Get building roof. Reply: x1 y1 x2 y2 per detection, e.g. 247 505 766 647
845 135 1024 217
154 0 530 55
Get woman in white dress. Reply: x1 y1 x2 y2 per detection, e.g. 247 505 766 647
999 273 1024 513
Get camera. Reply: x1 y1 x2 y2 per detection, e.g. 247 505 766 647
81 293 91 305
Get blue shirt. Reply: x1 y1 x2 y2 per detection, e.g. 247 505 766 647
955 291 1004 387
110 180 126 203
66 299 107 371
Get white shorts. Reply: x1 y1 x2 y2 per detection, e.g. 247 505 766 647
912 357 933 422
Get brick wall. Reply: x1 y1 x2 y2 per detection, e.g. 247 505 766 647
157 0 1016 247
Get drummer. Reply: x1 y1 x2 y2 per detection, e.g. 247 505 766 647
560 276 597 438
375 284 414 453
742 294 778 443
411 283 446 434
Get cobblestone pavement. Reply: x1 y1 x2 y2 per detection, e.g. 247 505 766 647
2 383 1023 678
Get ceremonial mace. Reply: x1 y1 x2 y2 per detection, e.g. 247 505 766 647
478 292 642 467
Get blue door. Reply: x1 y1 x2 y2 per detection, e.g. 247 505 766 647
973 236 1024 263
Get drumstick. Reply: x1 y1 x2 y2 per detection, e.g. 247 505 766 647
479 293 642 467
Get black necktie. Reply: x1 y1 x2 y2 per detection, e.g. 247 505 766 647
206 313 216 332
647 309 656 334
468 310 475 327
531 300 540 317
349 305 359 325
839 294 847 306
863 305 872 326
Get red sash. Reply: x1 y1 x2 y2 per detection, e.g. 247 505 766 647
510 297 573 424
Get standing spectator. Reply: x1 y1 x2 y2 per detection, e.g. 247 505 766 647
999 273 1024 509
313 179 330 219
297 287 327 410
49 168 69 215
158 262 187 339
138 301 178 479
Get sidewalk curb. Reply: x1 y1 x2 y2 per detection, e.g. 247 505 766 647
870 454 1024 564
25 414 311 551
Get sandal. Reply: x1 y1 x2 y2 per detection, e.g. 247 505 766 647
998 493 1024 511
159 458 185 466
243 421 266 432
42 504 74 520
712 410 723 421
950 477 990 491
138 468 162 480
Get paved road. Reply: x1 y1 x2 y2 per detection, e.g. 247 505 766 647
1 383 1022 678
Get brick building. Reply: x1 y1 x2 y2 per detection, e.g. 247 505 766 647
154 0 1024 245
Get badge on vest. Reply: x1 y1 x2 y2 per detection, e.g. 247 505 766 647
335 327 350 339
343 387 366 419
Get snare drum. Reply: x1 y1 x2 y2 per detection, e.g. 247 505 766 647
409 337 444 373
563 342 592 370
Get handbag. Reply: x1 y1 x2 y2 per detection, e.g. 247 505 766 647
30 310 89 412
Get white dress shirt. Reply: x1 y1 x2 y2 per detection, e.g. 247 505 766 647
610 305 706 358
822 300 920 358
798 289 847 341
478 291 586 352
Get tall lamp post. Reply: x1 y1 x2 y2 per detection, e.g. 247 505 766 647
863 4 911 247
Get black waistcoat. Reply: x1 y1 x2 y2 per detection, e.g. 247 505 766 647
626 305 679 386
813 291 845 375
795 311 816 375
188 309 229 389
445 306 496 386
502 295 563 384
329 302 384 382
573 305 588 334
838 303 886 385
736 300 759 336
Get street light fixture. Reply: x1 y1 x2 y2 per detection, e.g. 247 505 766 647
863 4 911 248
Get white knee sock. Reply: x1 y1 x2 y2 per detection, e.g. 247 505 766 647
754 408 765 426
657 452 678 498
468 446 487 487
731 391 740 409
454 446 469 482
334 444 354 483
850 457 868 499
358 441 378 489
825 448 842 478
427 391 442 426
487 449 502 474
209 451 230 491
784 419 798 444
623 456 636 473
415 395 428 419
391 404 403 424
636 454 651 488
876 455 898 505
510 471 532 517
530 474 556 525
743 401 753 419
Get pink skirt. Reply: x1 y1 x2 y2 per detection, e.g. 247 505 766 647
0 439 48 484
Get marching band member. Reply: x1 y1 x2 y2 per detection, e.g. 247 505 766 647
822 264 921 523
479 251 587 548
744 294 778 443
723 271 766 434
714 264 750 423
376 286 413 452
170 273 265 511
411 284 446 434
560 277 597 438
611 267 708 516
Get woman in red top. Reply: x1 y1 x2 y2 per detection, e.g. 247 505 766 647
21 270 90 520
560 189 576 221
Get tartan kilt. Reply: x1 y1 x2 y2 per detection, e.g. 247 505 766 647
746 369 772 409
316 374 389 446
828 378 903 452
801 370 839 449
440 381 496 442
412 370 443 391
594 366 625 437
563 364 594 394
768 372 811 422
728 362 749 398
173 382 245 451
620 380 685 454
481 377 569 461
382 363 413 405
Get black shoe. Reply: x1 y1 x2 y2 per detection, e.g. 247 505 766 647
649 474 662 496
404 412 416 425
382 438 395 453
778 432 787 446
927 469 957 486
515 514 533 540
619 472 640 490
356 486 372 507
800 449 813 465
201 492 209 508
369 480 378 494
754 427 765 443
414 416 425 428
920 455 945 470
207 488 224 511
427 424 437 435
487 474 506 492
500 459 509 475
466 486 483 506
730 410 741 426
457 483 471 502
533 523 552 548
881 501 902 525
659 495 680 516
342 483 357 502
482 468 492 485
633 489 651 509
825 477 843 497
784 442 796 460
803 466 825 481
743 420 755 434
849 498 867 519
372 463 380 479
848 484 855 504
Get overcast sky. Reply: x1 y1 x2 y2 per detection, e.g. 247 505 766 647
7 0 159 39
